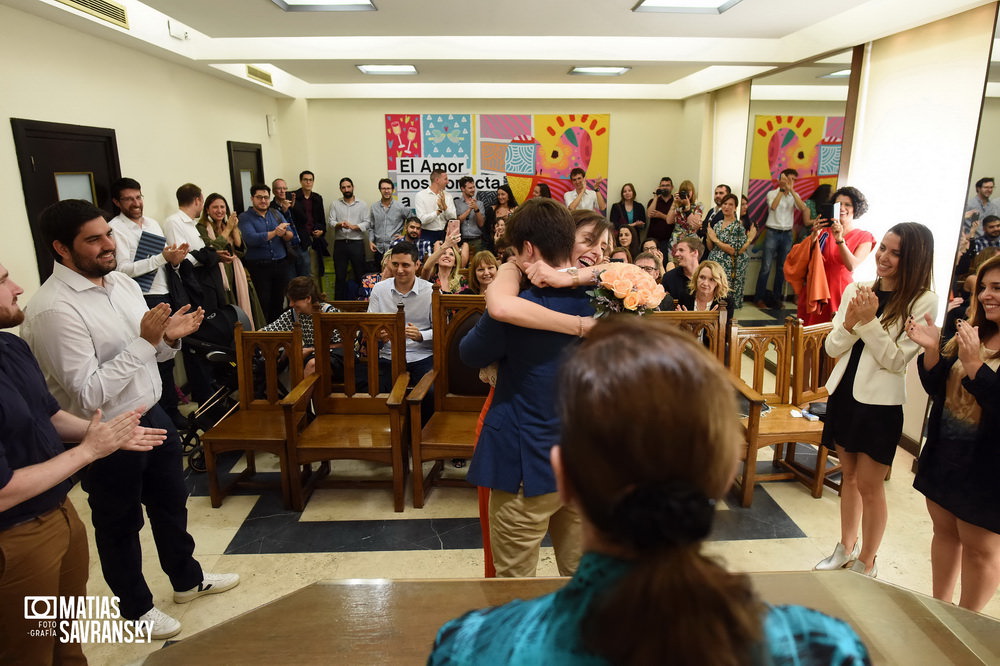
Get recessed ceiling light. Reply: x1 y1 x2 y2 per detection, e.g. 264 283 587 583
633 0 743 13
820 69 852 79
271 0 375 12
357 64 417 75
570 67 631 77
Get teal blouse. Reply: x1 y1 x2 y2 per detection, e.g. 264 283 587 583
428 552 870 665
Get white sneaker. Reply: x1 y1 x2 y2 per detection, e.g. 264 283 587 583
814 541 860 570
138 607 181 640
173 572 240 604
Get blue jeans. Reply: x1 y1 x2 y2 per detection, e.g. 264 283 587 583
754 227 793 302
292 246 311 278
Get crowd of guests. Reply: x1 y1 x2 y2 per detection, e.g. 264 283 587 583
4 165 999 663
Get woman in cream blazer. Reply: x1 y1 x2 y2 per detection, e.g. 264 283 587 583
814 223 937 578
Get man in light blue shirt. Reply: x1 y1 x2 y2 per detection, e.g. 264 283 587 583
369 178 407 270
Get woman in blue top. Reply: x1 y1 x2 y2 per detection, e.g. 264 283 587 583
430 318 870 666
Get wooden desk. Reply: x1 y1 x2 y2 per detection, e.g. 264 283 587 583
145 572 1000 665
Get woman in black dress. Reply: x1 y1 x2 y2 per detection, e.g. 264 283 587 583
814 223 937 577
906 253 1000 611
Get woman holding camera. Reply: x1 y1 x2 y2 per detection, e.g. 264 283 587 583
799 186 875 325
431 319 869 665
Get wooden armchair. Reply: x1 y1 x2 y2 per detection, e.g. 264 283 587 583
647 309 728 364
202 324 305 509
779 320 841 497
328 300 371 313
282 308 410 512
407 292 489 508
727 317 825 506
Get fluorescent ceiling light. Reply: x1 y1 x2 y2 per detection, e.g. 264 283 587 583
820 69 852 79
570 66 630 77
357 64 417 75
271 0 375 11
633 0 743 13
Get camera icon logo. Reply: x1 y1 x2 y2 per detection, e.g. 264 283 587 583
24 596 58 620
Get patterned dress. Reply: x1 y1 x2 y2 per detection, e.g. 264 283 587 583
707 217 749 305
430 551 870 665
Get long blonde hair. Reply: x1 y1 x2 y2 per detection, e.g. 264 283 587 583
945 253 1000 359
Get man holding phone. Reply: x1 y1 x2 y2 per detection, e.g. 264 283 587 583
271 178 309 278
754 169 808 309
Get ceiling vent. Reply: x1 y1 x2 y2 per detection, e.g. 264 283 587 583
55 0 129 30
246 66 274 87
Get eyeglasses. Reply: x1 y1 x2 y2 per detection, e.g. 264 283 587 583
252 195 270 200
637 265 658 274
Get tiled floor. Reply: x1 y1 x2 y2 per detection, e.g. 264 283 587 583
71 302 1000 664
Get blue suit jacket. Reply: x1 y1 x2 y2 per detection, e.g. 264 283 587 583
460 286 593 496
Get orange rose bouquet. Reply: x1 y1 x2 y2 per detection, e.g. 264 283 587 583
589 263 667 317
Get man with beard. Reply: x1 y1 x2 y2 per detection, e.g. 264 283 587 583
238 183 296 321
0 261 165 662
22 200 239 641
290 170 328 287
390 216 433 263
110 177 190 426
329 176 372 300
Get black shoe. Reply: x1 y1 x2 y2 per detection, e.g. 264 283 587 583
451 458 466 469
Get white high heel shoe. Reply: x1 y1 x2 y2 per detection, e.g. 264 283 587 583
814 541 860 570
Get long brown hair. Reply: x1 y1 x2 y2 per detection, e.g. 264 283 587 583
874 222 934 335
558 319 762 665
945 253 1000 359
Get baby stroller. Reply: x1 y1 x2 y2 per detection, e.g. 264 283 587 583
177 305 252 472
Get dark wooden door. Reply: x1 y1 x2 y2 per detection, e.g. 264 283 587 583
227 141 264 213
11 119 121 281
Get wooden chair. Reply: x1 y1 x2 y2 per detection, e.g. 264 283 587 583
727 317 825 506
648 309 728 365
778 320 842 497
202 324 305 509
328 300 371 313
407 292 489 508
282 308 410 512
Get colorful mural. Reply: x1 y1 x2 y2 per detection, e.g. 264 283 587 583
746 115 843 228
386 113 610 209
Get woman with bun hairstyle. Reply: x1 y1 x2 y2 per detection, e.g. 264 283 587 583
431 319 870 665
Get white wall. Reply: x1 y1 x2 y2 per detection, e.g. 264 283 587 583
0 3 284 297
300 98 687 209
843 4 996 440
712 82 752 200
969 96 1000 195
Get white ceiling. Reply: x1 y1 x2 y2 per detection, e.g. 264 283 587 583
8 0 997 99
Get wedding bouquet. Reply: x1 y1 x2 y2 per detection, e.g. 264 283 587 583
589 263 667 317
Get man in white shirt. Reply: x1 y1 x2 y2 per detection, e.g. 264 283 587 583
414 168 456 246
754 169 808 308
367 241 434 418
110 177 190 426
329 176 372 300
23 199 239 641
162 183 206 264
562 167 606 213
163 182 226 406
